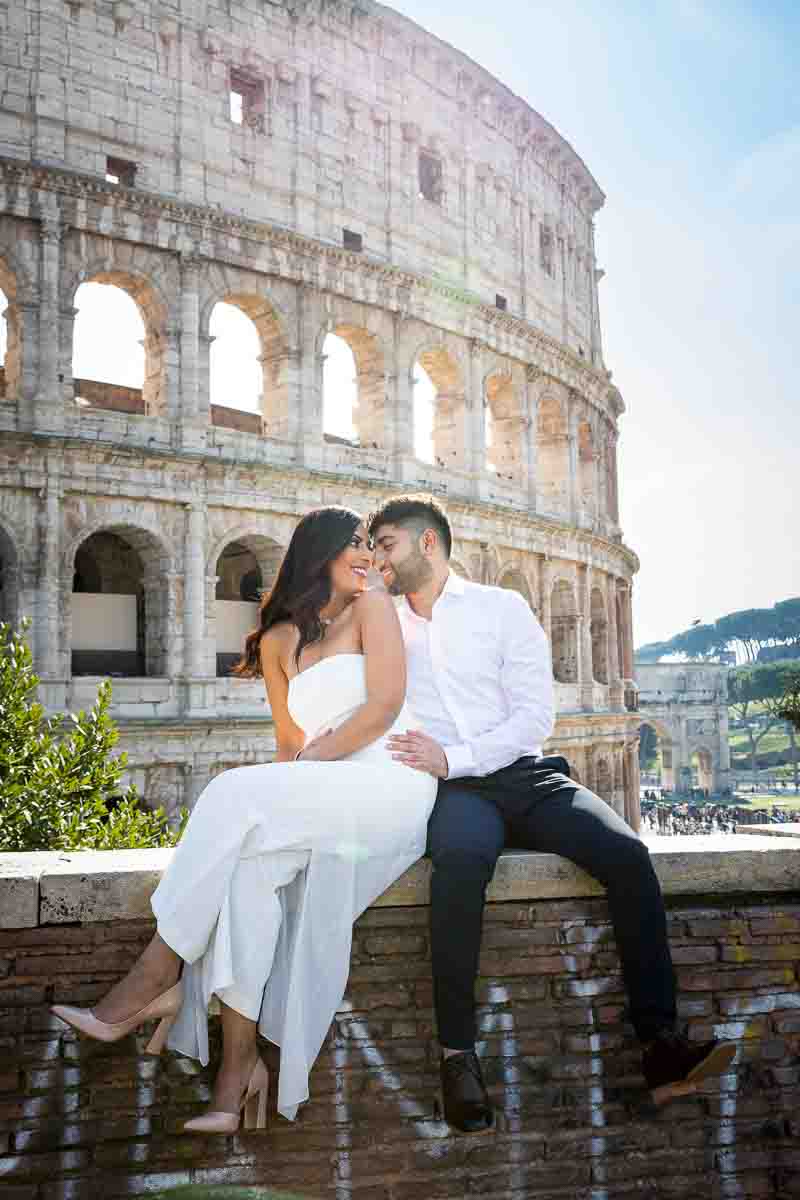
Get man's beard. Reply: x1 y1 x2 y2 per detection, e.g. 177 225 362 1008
386 547 434 595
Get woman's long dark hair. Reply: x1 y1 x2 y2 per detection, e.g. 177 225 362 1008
232 506 363 678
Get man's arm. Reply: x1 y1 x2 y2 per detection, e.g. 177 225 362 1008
442 590 554 778
389 590 554 780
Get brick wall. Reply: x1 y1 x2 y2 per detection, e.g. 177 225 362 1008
3 888 800 1199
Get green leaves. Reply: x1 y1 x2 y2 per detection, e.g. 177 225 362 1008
0 622 186 852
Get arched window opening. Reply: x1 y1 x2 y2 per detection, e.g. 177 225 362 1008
322 332 358 443
500 568 533 610
485 373 524 485
536 394 569 518
578 420 597 522
596 757 613 805
0 262 21 404
72 281 148 414
322 325 385 450
691 748 714 795
414 348 466 471
210 302 262 420
0 525 18 628
551 578 578 683
413 362 435 464
590 586 608 684
71 528 168 678
214 536 284 676
209 294 288 437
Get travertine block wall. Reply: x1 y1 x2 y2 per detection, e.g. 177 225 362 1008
0 0 641 820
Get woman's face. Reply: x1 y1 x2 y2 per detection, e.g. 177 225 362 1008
328 523 374 600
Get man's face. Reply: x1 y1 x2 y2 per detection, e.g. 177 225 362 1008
372 522 434 596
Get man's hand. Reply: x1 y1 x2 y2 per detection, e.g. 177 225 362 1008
387 730 449 778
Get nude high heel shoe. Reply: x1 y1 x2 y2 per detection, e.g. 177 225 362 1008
183 1056 270 1134
51 981 182 1055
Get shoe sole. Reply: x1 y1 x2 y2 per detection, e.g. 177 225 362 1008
650 1041 737 1106
437 1092 495 1135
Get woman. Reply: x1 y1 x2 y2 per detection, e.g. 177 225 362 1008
52 507 436 1131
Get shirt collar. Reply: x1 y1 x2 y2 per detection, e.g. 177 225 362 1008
402 569 464 620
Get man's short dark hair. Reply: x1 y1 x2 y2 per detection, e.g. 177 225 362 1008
368 494 452 559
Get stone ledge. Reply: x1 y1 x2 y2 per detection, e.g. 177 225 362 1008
3 836 800 928
737 823 800 838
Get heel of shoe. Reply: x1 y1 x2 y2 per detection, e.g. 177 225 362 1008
243 1084 268 1131
144 1013 175 1056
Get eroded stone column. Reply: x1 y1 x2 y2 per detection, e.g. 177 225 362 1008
579 564 594 712
35 215 63 433
467 339 485 493
179 255 204 449
525 366 539 513
183 500 213 712
606 573 624 711
567 398 579 525
37 466 64 701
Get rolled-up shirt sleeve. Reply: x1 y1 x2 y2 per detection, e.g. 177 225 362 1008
443 591 554 779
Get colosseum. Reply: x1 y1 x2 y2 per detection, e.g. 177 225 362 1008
0 0 641 824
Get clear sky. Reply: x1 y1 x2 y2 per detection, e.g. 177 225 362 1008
11 0 795 650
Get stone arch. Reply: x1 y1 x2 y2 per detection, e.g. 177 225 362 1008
497 565 533 609
70 267 168 417
413 343 468 470
68 523 173 677
0 519 20 628
536 390 569 518
207 290 289 436
449 558 470 580
690 744 715 794
484 368 526 486
320 322 387 449
577 418 597 522
638 717 675 792
0 255 21 403
551 576 578 683
590 585 608 683
596 755 613 805
211 531 285 677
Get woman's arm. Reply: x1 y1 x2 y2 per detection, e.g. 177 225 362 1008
260 632 306 761
299 590 406 762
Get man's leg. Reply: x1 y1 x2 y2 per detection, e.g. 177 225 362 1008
499 768 736 1101
427 781 505 1049
504 781 675 1038
427 781 504 1131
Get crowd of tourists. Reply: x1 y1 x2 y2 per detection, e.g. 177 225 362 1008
640 792 796 836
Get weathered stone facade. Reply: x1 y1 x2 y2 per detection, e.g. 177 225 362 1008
0 0 640 822
636 664 731 795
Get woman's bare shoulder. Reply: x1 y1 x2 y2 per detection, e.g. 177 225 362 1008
354 587 397 618
259 621 297 661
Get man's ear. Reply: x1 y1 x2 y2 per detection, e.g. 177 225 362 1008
421 528 438 556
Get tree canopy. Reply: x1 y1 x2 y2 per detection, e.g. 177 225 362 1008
636 597 800 664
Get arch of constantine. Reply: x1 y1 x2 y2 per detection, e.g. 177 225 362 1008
636 663 731 795
0 0 641 824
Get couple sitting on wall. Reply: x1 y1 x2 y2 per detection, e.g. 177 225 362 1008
52 495 736 1134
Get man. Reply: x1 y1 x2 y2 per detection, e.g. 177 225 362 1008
369 494 735 1134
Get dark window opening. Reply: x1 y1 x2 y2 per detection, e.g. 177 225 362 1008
343 228 363 252
106 156 136 187
230 69 266 130
419 150 444 205
495 294 508 312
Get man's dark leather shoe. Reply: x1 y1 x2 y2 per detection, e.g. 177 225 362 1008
642 1030 737 1105
439 1050 494 1133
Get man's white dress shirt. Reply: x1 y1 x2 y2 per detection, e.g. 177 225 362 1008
398 571 554 779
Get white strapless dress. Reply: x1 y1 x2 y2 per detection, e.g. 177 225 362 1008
150 655 436 1120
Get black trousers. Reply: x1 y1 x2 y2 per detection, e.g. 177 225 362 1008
427 756 676 1049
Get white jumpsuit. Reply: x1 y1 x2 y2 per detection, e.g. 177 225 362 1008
150 654 436 1120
